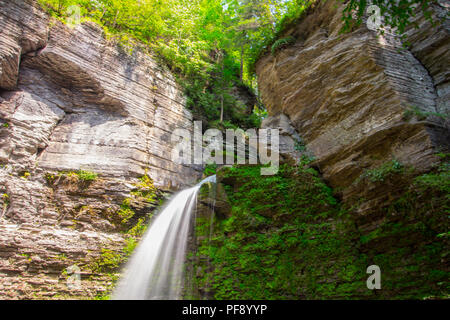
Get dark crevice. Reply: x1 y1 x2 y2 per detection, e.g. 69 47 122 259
20 44 47 64
36 147 45 158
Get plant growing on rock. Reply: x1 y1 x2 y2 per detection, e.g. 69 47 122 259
76 170 98 182
130 171 157 204
403 105 448 122
90 248 124 273
357 159 404 183
271 36 296 55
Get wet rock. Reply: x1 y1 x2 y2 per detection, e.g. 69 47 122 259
0 0 201 299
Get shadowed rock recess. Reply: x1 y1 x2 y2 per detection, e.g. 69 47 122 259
0 0 201 299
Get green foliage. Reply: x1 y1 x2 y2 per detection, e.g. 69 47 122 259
414 161 450 194
123 237 138 257
45 172 56 184
363 162 450 299
357 159 404 183
271 36 296 55
247 0 313 74
117 199 135 225
21 172 31 180
37 1 431 129
403 105 448 121
341 0 439 36
126 217 148 237
180 75 262 129
203 163 217 177
299 154 316 166
192 159 450 299
192 164 367 299
1 193 9 206
116 171 157 226
38 0 264 127
294 137 307 153
91 248 123 273
75 170 98 181
130 171 157 204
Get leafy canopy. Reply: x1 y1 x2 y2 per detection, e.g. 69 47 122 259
38 0 438 125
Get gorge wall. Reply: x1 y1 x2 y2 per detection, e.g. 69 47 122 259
0 0 201 299
247 0 449 298
257 0 449 221
0 0 448 300
188 0 449 300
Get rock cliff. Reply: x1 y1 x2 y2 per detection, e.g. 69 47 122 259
0 0 201 299
257 0 449 217
246 0 449 299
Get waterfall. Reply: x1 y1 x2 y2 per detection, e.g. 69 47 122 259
112 175 216 300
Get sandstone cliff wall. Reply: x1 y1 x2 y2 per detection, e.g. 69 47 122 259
0 0 201 299
257 0 450 216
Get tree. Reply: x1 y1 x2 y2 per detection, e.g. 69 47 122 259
341 0 439 35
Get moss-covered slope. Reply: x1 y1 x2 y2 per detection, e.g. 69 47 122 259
191 161 449 300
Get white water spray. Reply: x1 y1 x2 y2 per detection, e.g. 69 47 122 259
112 175 216 300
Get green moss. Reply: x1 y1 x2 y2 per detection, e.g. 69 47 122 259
130 171 157 204
52 253 68 261
192 164 366 299
192 160 450 300
90 249 124 273
360 160 450 299
75 170 98 181
123 237 138 257
294 137 307 153
126 217 148 237
45 172 56 184
115 171 157 227
2 193 9 206
117 200 135 224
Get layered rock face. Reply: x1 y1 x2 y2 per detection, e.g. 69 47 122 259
256 0 450 216
0 0 201 299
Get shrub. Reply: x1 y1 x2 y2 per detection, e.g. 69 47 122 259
203 163 218 177
271 36 296 55
357 159 404 183
76 170 98 181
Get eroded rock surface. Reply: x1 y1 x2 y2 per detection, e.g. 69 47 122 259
256 0 450 218
0 0 201 299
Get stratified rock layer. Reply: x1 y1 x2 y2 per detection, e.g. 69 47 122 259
256 0 450 217
0 0 201 299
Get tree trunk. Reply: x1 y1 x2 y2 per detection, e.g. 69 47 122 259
220 59 224 122
220 94 224 123
240 45 244 82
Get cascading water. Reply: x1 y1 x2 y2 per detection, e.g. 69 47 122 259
112 175 216 300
